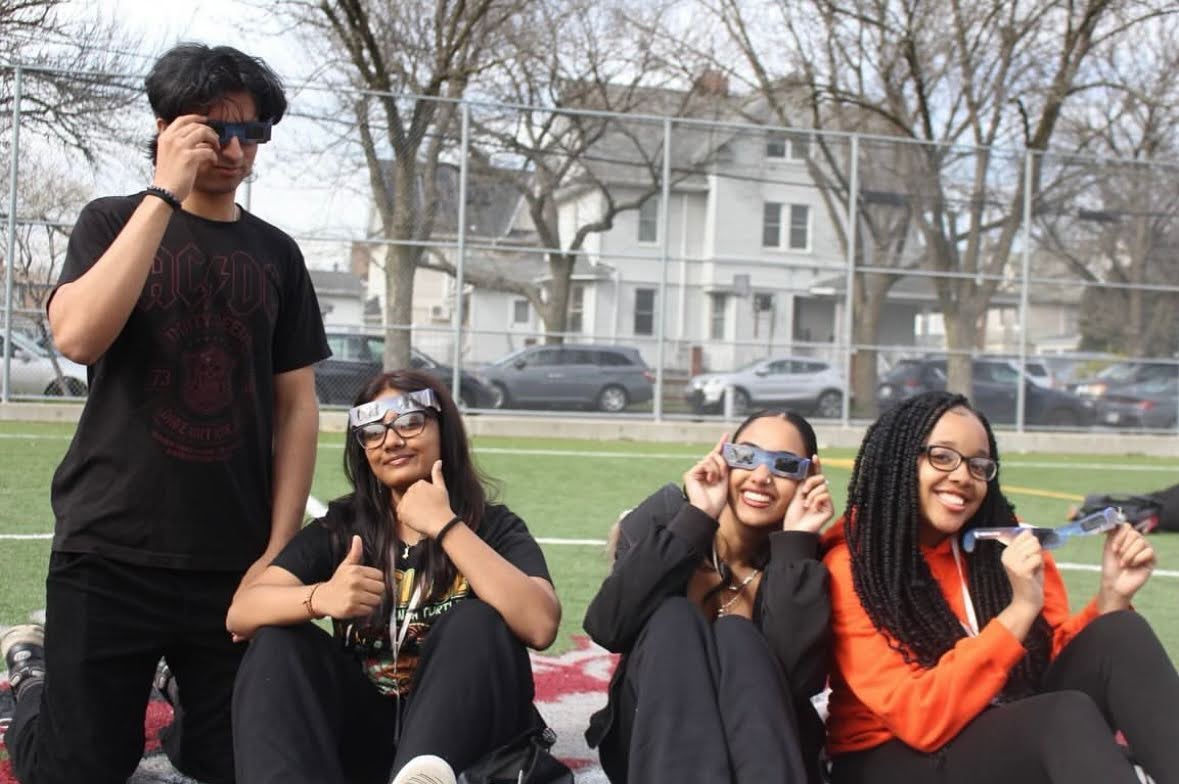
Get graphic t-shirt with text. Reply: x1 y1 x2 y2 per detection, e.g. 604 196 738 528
273 502 551 697
49 194 330 571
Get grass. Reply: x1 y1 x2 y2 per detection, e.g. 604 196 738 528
1 422 1178 663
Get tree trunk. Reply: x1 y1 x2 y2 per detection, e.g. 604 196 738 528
943 306 981 396
851 273 888 415
540 252 575 344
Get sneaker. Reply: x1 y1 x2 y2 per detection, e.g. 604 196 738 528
1 625 45 701
154 658 178 707
391 754 456 784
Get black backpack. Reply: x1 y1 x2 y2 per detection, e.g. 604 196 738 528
1071 483 1179 534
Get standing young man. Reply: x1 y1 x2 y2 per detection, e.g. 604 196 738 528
0 43 329 784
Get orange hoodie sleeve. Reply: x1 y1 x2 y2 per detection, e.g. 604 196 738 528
826 544 1027 753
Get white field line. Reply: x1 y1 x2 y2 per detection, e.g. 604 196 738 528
3 533 1178 580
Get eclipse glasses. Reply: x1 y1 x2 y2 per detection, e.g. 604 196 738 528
961 507 1123 552
206 120 272 146
348 389 440 428
721 442 811 480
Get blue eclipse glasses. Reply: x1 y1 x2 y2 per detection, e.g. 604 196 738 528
206 120 272 146
721 442 812 480
961 507 1123 552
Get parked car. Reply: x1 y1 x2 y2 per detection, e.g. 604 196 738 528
483 344 654 413
876 357 1092 426
685 356 845 417
1071 361 1178 401
1095 377 1179 429
1 331 88 397
314 331 495 408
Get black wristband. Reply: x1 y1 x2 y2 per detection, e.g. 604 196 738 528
436 515 463 544
144 185 181 211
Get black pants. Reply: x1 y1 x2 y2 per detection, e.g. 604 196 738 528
831 610 1179 784
7 552 244 784
232 598 535 784
599 597 809 784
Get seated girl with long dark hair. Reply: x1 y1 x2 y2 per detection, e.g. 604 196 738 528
823 389 1179 784
226 369 561 784
584 409 834 784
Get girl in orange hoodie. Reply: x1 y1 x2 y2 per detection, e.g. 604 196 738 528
824 390 1178 784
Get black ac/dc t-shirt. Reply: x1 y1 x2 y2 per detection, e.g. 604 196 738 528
273 501 552 697
49 194 330 571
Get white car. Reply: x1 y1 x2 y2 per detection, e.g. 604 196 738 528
686 356 846 418
1 331 88 397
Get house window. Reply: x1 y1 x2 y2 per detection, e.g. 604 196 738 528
512 298 529 324
763 202 811 251
766 132 787 158
710 293 727 340
763 202 782 247
633 288 656 336
789 204 811 250
568 285 584 334
638 196 660 243
766 131 810 160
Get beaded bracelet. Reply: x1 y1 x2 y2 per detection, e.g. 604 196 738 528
144 185 182 211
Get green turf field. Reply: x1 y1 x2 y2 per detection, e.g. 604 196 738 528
1 421 1177 661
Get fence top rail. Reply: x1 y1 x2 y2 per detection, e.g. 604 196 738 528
8 60 1179 167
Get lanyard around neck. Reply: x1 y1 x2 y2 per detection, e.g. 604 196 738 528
949 536 981 637
391 579 423 662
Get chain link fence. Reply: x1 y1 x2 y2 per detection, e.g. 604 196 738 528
3 64 1177 432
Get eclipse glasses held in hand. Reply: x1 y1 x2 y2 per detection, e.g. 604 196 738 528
721 442 811 480
206 120 272 146
961 507 1123 553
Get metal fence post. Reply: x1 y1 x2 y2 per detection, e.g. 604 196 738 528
653 117 671 422
841 134 859 426
452 101 469 405
1016 149 1033 432
3 66 23 404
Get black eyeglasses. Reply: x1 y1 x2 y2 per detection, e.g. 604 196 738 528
353 410 430 448
919 444 998 482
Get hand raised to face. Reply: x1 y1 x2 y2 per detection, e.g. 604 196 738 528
683 434 730 520
782 456 833 534
395 460 457 539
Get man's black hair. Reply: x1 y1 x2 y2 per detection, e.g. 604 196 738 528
144 43 287 164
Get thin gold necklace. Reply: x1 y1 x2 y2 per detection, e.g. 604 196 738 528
712 541 761 617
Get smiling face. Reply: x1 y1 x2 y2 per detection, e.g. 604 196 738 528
361 386 441 496
725 415 810 529
917 406 990 546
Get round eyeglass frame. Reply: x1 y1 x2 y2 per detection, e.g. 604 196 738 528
919 444 998 482
353 410 430 448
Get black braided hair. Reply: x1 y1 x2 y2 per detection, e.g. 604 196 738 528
843 390 1051 700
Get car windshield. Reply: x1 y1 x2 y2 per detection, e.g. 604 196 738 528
735 358 769 372
1096 363 1144 382
9 332 50 358
493 348 529 366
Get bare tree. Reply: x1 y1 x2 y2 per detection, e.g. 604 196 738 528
280 0 525 369
431 0 729 343
0 1 142 162
1034 17 1179 358
711 0 1173 395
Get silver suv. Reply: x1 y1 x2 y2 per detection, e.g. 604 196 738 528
686 356 845 418
1 331 88 397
